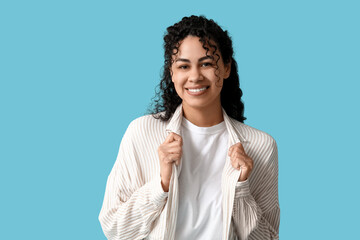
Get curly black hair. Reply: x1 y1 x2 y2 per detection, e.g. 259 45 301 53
148 15 246 123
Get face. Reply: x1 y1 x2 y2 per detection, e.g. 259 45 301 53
170 35 231 113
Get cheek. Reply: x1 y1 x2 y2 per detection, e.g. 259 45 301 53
173 81 185 94
172 83 184 99
172 73 186 86
171 77 183 92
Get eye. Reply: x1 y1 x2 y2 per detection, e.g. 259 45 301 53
179 65 188 69
201 62 213 67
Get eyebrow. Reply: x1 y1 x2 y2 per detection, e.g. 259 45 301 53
175 55 214 63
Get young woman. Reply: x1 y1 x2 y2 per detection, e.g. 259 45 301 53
99 15 279 240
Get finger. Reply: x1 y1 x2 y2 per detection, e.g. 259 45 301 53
232 156 248 169
228 143 245 156
164 132 175 143
165 140 182 153
235 142 245 152
233 147 245 155
228 146 234 156
164 153 181 164
239 159 252 172
167 141 182 149
167 147 182 155
231 144 245 155
231 151 245 159
231 159 241 170
172 133 183 145
246 158 254 170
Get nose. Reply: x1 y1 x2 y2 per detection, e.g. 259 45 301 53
188 66 204 82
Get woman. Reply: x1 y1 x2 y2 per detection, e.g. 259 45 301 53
99 15 279 240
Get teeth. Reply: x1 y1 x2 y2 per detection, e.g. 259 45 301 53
188 87 207 93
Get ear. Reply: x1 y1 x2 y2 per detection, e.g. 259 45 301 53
224 60 231 79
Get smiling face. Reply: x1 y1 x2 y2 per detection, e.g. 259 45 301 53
170 35 231 115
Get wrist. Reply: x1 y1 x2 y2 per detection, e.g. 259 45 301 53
160 178 170 192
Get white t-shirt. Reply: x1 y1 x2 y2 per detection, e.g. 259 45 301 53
175 117 229 240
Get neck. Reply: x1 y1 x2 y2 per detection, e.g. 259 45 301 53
182 102 224 127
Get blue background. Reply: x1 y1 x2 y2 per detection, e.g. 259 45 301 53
1 0 359 239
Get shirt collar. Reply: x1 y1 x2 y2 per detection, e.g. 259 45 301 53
165 103 248 144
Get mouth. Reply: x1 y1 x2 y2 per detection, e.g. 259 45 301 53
185 86 210 95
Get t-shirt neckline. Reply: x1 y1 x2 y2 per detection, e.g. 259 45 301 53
181 116 226 135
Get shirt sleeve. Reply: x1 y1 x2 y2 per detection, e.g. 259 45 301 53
232 139 280 240
98 121 168 240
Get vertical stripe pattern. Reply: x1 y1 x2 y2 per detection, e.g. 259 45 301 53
99 104 280 239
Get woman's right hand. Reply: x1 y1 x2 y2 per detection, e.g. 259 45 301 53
158 132 182 192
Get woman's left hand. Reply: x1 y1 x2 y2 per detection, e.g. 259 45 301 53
228 143 253 182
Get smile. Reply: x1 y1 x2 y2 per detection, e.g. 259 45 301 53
186 86 209 92
185 86 210 96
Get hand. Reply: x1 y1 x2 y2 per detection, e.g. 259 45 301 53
228 143 253 182
158 132 182 192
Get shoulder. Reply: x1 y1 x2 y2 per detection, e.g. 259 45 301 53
128 113 167 129
124 112 168 139
230 119 277 156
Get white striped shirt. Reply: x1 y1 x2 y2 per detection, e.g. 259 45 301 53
99 104 280 240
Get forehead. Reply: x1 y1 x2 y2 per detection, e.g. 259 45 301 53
172 36 219 59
